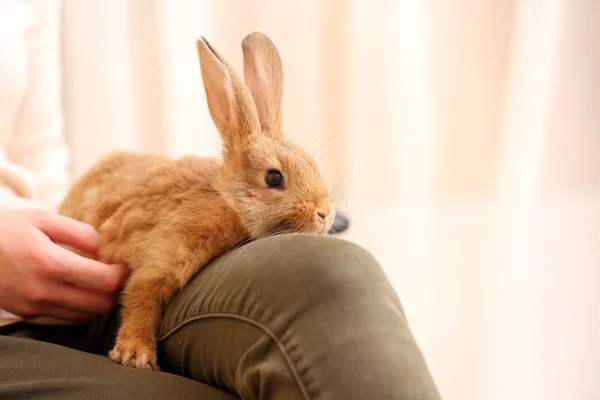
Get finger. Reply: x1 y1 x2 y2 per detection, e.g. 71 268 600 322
46 282 118 315
36 304 97 323
13 303 96 323
33 210 100 255
50 245 129 293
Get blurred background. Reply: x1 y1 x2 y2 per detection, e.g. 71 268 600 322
57 1 599 399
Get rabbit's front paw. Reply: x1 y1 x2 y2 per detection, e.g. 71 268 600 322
109 337 160 371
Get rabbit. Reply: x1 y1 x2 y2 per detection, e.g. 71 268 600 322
55 32 336 371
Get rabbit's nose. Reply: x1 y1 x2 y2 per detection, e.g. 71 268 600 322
315 199 334 227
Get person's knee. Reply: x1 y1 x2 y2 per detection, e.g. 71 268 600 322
243 233 393 307
161 233 399 333
156 234 441 400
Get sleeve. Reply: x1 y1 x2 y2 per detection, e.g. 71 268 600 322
4 0 70 212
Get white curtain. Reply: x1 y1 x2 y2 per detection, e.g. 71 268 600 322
59 1 600 399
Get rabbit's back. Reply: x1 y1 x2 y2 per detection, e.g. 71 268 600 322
59 151 171 226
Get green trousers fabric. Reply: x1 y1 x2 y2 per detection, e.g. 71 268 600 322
0 234 442 400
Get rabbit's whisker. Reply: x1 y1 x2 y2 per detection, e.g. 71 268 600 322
330 178 353 199
308 121 336 157
329 175 351 198
313 136 333 161
332 196 356 203
329 179 344 197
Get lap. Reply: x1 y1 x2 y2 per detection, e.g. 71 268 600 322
0 335 237 400
1 233 441 400
158 233 441 400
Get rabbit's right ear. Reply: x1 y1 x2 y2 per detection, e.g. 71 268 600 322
196 37 261 152
241 32 284 139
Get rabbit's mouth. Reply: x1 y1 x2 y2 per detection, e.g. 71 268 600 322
264 218 313 237
262 219 291 237
265 212 350 236
262 208 345 237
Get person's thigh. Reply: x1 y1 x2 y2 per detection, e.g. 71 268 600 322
156 233 442 400
0 335 238 400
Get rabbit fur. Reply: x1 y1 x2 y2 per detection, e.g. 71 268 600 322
53 32 335 370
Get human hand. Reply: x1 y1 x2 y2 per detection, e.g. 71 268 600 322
0 208 129 322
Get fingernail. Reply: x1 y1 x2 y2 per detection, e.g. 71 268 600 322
92 231 102 247
116 263 130 277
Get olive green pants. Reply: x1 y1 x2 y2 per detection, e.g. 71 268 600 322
0 234 441 400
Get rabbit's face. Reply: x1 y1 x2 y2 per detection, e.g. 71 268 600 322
219 136 335 238
196 32 335 238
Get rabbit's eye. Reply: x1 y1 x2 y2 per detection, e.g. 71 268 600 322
266 169 284 188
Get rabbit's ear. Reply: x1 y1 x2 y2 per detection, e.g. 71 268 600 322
196 37 261 151
241 32 284 139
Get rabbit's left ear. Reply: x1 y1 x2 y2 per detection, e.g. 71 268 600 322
196 36 261 152
241 32 284 139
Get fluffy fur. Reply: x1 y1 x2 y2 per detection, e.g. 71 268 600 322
57 32 335 370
